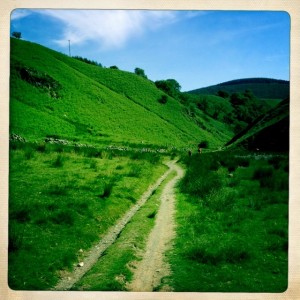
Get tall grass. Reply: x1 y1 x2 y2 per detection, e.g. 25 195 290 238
170 152 288 292
8 141 166 290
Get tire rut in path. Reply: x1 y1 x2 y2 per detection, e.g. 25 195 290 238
53 160 179 291
127 161 184 292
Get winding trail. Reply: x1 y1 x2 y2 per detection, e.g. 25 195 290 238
53 160 183 291
127 161 184 292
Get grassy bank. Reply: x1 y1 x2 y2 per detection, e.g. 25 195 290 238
169 151 288 292
8 141 167 290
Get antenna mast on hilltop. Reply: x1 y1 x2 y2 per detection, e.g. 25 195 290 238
68 40 71 57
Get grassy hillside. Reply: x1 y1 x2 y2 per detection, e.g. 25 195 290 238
189 78 289 100
10 38 233 150
225 98 289 151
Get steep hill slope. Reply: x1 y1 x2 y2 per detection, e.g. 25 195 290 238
225 98 289 151
188 78 289 100
10 38 233 149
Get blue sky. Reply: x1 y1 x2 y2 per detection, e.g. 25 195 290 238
10 9 290 91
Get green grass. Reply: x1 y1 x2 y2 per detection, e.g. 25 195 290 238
8 142 168 290
10 38 232 149
72 171 176 291
169 151 288 292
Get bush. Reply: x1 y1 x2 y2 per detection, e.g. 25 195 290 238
198 141 209 148
158 95 168 104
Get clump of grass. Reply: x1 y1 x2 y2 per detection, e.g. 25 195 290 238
204 188 236 211
36 142 47 153
268 156 281 169
187 234 251 265
147 210 157 219
252 166 274 188
47 183 68 196
84 147 102 158
9 222 25 252
98 181 114 198
24 146 35 160
52 154 64 168
127 164 142 177
90 159 98 171
50 209 76 225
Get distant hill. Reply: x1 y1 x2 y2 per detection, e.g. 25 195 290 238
188 78 289 100
225 98 289 151
10 38 233 150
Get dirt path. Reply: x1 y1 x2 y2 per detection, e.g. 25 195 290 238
127 161 184 292
53 160 181 291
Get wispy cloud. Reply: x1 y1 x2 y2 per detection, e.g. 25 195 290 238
35 10 181 49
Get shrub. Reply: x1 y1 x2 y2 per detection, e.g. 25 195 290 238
158 95 168 104
252 166 273 185
198 141 209 149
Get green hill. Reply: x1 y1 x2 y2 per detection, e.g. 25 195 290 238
225 98 289 151
10 38 233 150
188 78 289 100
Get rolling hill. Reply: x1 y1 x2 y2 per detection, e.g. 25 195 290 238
188 78 289 100
225 97 289 151
10 38 233 150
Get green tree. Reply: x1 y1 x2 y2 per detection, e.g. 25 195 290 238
12 32 22 39
217 90 229 98
155 79 181 99
134 67 147 79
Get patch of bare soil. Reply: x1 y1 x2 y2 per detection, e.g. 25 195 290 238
52 160 179 291
127 161 184 292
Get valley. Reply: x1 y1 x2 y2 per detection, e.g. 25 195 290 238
8 37 289 292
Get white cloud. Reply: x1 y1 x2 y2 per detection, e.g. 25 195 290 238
36 10 180 49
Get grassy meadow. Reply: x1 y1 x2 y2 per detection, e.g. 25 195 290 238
8 141 168 289
169 152 288 292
